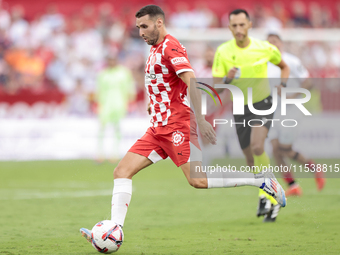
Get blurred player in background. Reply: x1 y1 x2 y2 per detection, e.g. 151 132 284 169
96 54 135 163
267 33 326 197
212 9 290 222
194 45 215 77
80 5 286 244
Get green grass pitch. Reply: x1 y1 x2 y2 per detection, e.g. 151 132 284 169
0 159 339 254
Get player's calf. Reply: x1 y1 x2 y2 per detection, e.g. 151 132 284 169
181 162 208 189
187 177 208 189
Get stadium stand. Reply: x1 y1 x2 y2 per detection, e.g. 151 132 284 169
0 0 340 118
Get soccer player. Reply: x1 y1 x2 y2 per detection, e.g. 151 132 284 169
212 9 290 222
96 54 135 162
80 5 286 243
194 45 215 78
267 33 326 197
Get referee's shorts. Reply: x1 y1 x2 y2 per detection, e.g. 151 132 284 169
233 95 274 150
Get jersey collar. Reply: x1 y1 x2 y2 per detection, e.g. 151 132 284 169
234 37 252 50
152 34 170 48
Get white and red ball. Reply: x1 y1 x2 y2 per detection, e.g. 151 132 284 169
91 220 124 253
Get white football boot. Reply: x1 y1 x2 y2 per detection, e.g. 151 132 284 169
80 228 92 243
261 171 287 207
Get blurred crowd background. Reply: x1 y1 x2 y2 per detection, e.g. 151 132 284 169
0 0 340 118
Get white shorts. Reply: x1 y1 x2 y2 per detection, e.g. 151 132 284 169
268 106 303 145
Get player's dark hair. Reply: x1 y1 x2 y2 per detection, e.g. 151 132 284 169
135 5 165 22
267 33 282 41
229 9 250 20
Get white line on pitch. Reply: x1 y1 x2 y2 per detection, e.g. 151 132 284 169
0 189 112 200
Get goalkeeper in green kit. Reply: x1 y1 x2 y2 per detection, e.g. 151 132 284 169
96 54 136 162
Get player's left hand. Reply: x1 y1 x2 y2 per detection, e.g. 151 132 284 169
276 85 283 97
197 119 217 145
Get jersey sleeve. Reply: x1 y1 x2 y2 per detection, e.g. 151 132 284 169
266 42 282 66
290 58 309 79
164 42 193 75
212 46 228 77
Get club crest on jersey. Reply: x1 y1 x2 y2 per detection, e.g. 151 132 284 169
171 57 188 65
172 131 185 146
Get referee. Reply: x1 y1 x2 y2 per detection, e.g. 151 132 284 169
212 9 290 221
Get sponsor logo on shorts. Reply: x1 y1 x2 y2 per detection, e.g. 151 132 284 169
171 57 188 65
172 131 185 146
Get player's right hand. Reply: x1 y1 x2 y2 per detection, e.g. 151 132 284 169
227 67 238 79
198 119 217 145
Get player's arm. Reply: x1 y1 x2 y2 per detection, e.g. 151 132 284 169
277 59 290 84
275 60 290 96
164 43 216 144
285 79 312 99
301 78 312 90
178 71 216 145
268 43 290 95
213 67 238 94
212 47 231 94
288 60 311 99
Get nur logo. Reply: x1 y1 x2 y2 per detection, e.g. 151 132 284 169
198 82 312 117
196 82 223 108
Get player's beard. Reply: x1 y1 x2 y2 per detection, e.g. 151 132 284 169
235 33 247 44
147 25 160 45
236 33 245 40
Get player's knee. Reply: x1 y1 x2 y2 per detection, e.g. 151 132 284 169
287 150 297 159
188 178 207 189
113 165 130 179
251 142 264 156
279 146 293 157
272 146 281 157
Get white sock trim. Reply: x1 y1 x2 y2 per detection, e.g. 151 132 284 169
113 178 132 194
206 171 224 188
206 171 264 188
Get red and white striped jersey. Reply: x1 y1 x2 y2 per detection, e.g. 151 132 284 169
145 34 194 127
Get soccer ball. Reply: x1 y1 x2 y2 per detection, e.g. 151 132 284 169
91 220 124 253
